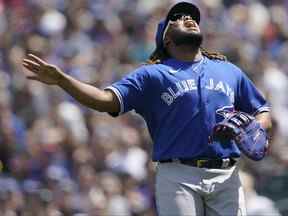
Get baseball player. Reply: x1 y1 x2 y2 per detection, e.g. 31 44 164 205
22 2 272 216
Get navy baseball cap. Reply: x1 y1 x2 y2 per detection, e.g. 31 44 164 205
155 2 201 49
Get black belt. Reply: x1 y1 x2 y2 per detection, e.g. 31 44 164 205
158 158 237 169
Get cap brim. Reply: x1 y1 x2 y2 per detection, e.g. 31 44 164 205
166 2 200 24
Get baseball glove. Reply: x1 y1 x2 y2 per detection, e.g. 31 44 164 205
212 111 268 161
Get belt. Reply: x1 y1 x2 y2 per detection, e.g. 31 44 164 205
158 158 237 169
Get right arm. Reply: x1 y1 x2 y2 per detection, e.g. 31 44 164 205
22 54 120 113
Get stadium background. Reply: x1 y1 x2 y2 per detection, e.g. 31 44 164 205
0 0 287 215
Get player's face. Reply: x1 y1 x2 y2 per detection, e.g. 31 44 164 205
164 14 203 48
169 14 201 33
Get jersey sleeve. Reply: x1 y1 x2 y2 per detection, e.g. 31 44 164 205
104 66 151 116
235 71 270 115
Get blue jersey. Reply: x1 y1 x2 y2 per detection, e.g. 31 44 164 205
106 57 270 161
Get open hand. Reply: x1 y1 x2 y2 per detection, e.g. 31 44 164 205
22 54 64 85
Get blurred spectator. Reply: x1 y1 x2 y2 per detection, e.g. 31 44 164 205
105 126 148 181
240 171 281 216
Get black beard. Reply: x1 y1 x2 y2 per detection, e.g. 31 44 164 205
169 29 203 49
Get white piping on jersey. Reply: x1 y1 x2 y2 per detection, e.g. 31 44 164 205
104 86 124 115
253 106 271 116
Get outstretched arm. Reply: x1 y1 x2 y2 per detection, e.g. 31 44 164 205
22 54 120 113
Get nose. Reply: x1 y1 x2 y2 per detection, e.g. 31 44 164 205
182 16 197 27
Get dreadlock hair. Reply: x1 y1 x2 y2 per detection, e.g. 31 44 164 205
146 47 227 64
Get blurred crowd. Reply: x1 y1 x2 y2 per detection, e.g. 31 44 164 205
0 0 287 215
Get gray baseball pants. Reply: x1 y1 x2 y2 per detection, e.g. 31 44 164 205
155 162 246 216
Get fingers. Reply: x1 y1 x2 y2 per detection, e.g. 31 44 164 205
22 59 41 73
27 54 47 66
22 53 48 72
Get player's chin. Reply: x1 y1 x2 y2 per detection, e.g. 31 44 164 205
169 27 203 47
184 31 203 40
